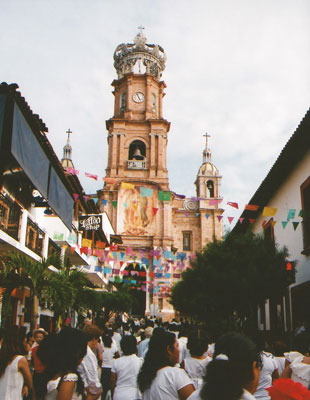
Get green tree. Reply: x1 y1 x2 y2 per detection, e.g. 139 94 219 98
1 251 63 329
170 232 291 335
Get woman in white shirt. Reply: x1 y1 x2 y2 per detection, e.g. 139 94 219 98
37 328 87 400
111 335 143 400
181 333 211 390
137 328 195 399
189 332 262 400
101 334 120 399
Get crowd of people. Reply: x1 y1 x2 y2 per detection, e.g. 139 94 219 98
1 316 310 400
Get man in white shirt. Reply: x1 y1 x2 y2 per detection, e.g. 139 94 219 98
78 325 103 400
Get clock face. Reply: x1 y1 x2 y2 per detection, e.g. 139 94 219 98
133 92 145 103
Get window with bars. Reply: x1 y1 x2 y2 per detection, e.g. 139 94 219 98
0 192 22 240
301 176 310 254
183 231 192 251
25 218 44 256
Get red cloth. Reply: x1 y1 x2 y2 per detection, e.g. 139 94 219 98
267 379 310 400
31 346 45 374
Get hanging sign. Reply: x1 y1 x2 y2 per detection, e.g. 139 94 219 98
78 215 102 231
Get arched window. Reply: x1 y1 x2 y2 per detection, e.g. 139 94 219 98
206 180 214 198
129 140 146 160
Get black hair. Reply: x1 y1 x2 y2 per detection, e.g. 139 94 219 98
188 333 209 357
102 334 112 348
0 326 26 377
37 327 87 395
138 328 176 393
200 332 261 400
120 335 137 355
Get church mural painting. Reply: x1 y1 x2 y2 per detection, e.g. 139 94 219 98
117 185 158 236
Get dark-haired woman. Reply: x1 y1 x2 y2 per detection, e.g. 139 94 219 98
138 328 195 399
0 326 32 399
101 334 120 399
189 332 261 400
37 327 87 399
181 334 211 391
110 335 143 400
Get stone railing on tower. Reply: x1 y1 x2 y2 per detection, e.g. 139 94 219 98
127 160 148 170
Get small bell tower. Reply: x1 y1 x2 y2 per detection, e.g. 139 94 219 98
195 133 222 199
61 129 74 169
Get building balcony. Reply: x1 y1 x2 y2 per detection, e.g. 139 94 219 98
127 160 148 170
0 192 22 241
25 217 44 256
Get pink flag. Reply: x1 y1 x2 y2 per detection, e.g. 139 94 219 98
73 193 79 202
209 199 222 206
85 172 98 181
217 215 223 222
227 217 234 224
65 167 79 175
239 218 244 224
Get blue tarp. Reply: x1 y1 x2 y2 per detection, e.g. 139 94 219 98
12 103 50 199
48 166 73 230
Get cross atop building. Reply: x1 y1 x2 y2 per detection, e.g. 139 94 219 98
203 132 211 148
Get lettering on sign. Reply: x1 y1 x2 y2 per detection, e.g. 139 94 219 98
78 215 102 231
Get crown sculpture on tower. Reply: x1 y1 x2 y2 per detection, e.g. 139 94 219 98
113 26 167 80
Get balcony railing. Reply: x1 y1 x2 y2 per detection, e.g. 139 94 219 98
127 160 148 170
25 218 44 256
0 192 22 241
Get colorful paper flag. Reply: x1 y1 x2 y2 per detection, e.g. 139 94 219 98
217 215 223 222
140 187 153 197
245 204 259 211
209 199 222 206
227 201 239 209
227 217 234 224
121 182 135 189
292 222 299 231
152 207 158 216
112 200 117 208
281 221 288 229
158 191 172 201
262 207 277 217
287 209 296 220
73 193 79 202
85 172 98 181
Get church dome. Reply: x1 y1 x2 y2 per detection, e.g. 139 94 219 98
113 27 166 80
198 162 219 176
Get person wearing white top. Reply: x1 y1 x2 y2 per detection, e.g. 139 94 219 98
101 334 120 399
0 326 32 400
181 333 210 390
254 352 278 399
138 328 195 400
111 335 143 400
280 351 310 388
77 325 102 399
188 332 261 400
36 328 88 400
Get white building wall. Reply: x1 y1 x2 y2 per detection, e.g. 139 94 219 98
251 152 310 286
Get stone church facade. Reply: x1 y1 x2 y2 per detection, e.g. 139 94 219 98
97 29 223 317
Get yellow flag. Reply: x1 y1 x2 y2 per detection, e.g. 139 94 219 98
262 207 277 217
121 182 135 189
82 238 92 248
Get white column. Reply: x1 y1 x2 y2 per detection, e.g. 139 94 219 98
19 209 28 246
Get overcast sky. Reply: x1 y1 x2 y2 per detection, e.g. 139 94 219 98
2 0 309 229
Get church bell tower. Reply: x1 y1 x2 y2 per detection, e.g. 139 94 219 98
99 29 172 245
105 27 170 189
